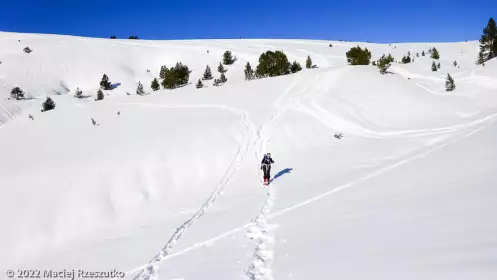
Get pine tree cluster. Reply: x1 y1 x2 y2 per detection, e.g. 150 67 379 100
430 47 440 59
478 17 497 64
346 46 372 65
255 50 291 78
291 61 303 73
401 55 412 64
159 62 191 89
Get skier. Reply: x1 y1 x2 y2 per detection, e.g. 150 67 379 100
261 153 274 185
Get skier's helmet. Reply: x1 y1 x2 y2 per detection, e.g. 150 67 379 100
267 152 271 157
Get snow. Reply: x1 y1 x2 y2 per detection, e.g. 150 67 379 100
1 32 497 280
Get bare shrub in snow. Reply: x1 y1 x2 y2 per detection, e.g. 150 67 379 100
23 47 32 53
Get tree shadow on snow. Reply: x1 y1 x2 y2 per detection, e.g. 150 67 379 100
111 82 122 90
270 168 293 183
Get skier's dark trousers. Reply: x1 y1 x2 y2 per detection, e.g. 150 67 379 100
261 153 274 182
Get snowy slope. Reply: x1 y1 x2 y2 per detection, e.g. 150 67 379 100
0 32 497 280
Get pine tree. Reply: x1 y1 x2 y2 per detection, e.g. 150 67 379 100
437 62 441 69
478 17 497 63
422 51 426 56
445 73 456 91
477 51 486 65
159 65 168 80
136 81 145 95
401 55 411 64
218 62 227 73
255 50 291 78
431 61 438 71
416 52 419 57
96 89 105 100
10 87 24 100
202 65 213 80
290 61 302 73
244 62 254 80
220 73 227 83
386 54 394 63
223 51 236 65
41 97 56 112
431 47 440 59
74 87 83 98
100 74 112 90
306 55 313 69
345 46 372 65
377 54 391 74
151 78 160 91
453 60 458 67
213 79 221 87
196 79 204 89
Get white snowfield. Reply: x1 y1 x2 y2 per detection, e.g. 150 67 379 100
1 32 497 280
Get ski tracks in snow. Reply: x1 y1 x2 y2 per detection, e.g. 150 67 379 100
245 186 277 280
119 102 258 280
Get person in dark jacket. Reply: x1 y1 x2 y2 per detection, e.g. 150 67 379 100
261 153 274 184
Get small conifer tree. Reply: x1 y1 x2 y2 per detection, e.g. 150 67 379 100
96 89 105 100
136 81 145 95
202 65 213 80
196 79 204 89
431 61 438 71
445 73 456 91
151 78 160 91
41 97 56 112
244 62 255 80
306 55 312 69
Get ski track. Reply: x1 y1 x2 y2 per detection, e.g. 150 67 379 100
119 67 497 279
117 102 258 280
290 70 497 139
120 111 496 273
245 186 277 280
242 78 304 280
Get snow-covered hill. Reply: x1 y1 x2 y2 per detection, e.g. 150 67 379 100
1 32 496 280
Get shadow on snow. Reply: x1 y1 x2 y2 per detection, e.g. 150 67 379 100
270 168 293 184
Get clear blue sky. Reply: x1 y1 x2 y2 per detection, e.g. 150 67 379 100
1 0 495 42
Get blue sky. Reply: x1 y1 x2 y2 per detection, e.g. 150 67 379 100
1 0 495 42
